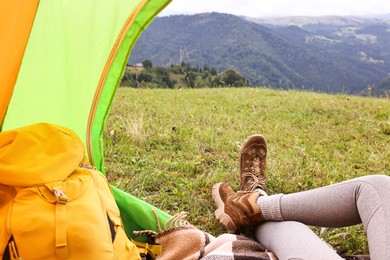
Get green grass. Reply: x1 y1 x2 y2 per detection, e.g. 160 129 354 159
104 87 390 255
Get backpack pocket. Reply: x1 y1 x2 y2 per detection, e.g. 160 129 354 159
9 168 117 259
88 169 141 259
35 169 91 203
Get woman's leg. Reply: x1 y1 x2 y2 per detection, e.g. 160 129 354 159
258 175 390 260
255 221 342 260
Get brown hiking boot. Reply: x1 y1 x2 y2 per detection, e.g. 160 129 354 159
239 134 267 192
212 182 264 233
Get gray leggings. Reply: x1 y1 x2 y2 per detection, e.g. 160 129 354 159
255 175 390 260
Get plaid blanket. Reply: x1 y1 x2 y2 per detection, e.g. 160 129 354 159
156 226 277 260
134 211 277 260
134 211 369 260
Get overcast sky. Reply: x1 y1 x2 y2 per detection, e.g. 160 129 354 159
159 0 390 18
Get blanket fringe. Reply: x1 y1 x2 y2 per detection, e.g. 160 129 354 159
133 210 195 240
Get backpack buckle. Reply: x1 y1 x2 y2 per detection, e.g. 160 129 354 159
53 189 68 204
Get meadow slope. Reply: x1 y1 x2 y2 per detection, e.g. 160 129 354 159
104 87 390 254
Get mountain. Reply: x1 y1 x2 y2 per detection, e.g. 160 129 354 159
369 13 390 20
129 13 390 93
247 15 390 30
372 76 390 96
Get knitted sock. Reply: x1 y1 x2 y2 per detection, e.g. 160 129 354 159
256 194 284 221
253 188 268 197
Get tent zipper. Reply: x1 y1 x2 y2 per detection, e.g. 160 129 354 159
86 0 148 166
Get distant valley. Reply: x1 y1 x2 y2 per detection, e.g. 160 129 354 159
129 13 390 95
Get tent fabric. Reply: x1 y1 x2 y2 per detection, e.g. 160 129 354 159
0 0 39 123
0 0 172 241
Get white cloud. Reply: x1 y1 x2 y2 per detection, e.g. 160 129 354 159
160 0 390 17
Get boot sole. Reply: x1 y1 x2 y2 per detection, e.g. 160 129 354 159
212 182 236 233
239 134 267 166
239 134 267 191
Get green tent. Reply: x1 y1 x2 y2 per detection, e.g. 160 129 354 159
0 0 172 241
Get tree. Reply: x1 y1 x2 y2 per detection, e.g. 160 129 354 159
142 59 153 69
222 69 245 86
185 71 196 88
210 68 217 76
138 71 153 82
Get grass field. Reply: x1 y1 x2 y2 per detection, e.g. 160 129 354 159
104 87 390 255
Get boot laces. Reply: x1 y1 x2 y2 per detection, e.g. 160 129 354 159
251 155 261 175
242 172 266 191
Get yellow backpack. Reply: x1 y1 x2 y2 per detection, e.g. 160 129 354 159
0 123 140 260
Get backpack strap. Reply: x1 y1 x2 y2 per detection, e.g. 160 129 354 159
131 240 162 259
8 240 22 260
53 184 69 259
2 236 22 260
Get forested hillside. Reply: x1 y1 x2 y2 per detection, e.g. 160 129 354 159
129 13 390 94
